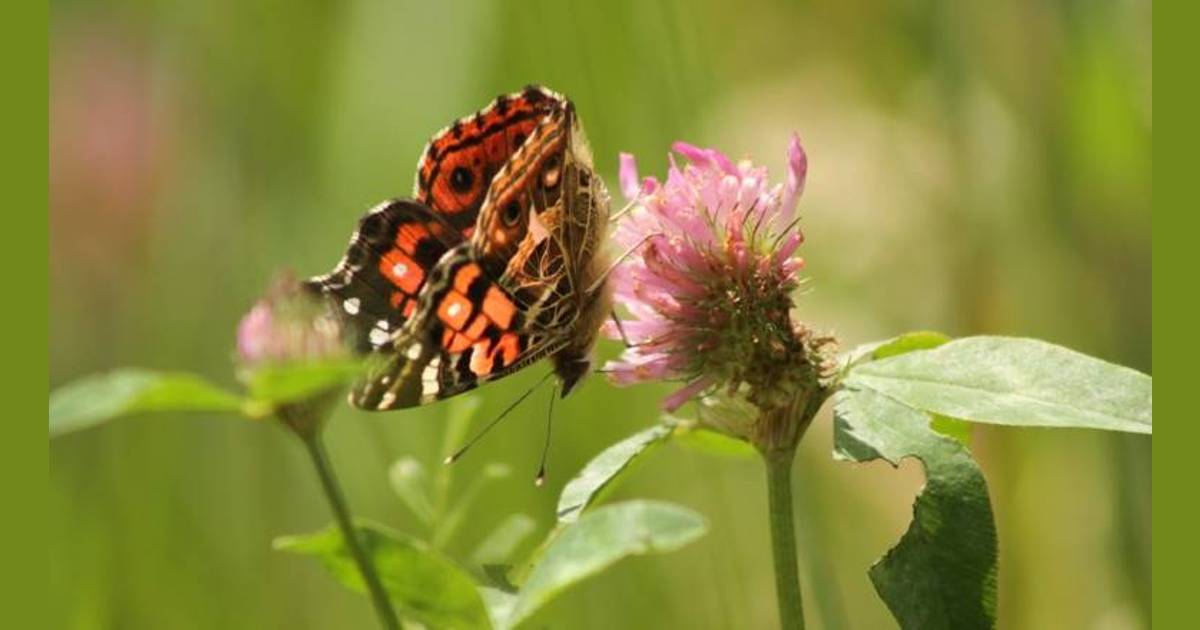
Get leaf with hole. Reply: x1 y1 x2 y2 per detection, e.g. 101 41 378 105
834 387 998 630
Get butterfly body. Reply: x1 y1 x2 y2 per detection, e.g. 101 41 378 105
306 86 610 410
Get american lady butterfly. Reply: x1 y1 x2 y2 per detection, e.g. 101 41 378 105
305 86 612 410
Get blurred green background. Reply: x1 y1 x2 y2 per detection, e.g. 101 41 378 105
49 1 1151 628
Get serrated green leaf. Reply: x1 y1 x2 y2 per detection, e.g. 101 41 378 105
846 336 1151 433
834 388 997 630
274 521 490 630
556 424 673 523
242 359 362 406
49 369 245 438
502 500 707 629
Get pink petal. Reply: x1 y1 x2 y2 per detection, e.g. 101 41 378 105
662 375 716 412
604 351 675 385
639 176 660 197
618 153 641 202
773 231 804 265
779 133 808 223
672 141 710 167
709 149 739 177
236 302 273 362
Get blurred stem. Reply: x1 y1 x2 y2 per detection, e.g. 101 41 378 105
301 432 400 630
764 447 806 630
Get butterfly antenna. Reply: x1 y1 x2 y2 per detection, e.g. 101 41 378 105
444 371 555 465
535 384 557 486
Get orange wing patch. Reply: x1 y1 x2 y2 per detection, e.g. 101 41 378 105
436 292 473 331
468 332 522 376
453 263 482 293
442 328 475 353
482 287 516 329
395 222 431 254
379 249 424 294
463 314 489 340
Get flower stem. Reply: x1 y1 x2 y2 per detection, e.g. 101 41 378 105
301 433 400 630
764 448 806 630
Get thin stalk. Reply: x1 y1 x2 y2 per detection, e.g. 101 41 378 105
764 448 806 630
302 433 400 630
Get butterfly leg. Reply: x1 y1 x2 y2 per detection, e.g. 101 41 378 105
610 310 636 348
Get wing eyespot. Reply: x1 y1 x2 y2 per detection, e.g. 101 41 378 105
502 200 522 227
450 166 474 193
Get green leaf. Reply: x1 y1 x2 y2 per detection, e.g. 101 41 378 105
929 415 972 445
846 336 1151 434
834 387 997 630
274 522 490 630
242 359 363 406
479 587 517 630
672 425 757 459
503 500 707 629
472 514 538 567
388 457 435 526
49 369 245 438
840 331 951 371
556 424 673 523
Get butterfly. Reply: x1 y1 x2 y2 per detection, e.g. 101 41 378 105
305 86 612 411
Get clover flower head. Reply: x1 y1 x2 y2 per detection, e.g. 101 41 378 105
236 272 345 369
605 133 831 424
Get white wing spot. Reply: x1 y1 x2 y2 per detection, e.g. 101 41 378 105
378 392 396 409
343 297 361 315
369 327 390 347
406 343 423 360
391 262 408 279
447 302 462 318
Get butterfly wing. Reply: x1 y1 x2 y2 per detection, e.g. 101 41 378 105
351 104 578 410
303 199 463 352
415 85 565 237
351 247 569 409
